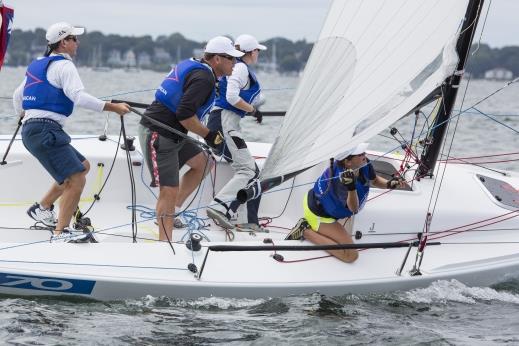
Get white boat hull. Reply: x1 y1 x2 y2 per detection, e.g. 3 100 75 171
1 135 519 300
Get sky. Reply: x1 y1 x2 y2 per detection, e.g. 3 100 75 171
3 0 519 47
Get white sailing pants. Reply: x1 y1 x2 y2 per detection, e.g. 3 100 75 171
213 109 260 223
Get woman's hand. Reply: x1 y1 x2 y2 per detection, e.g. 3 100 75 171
340 169 356 191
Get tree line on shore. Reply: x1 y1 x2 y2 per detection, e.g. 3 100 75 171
4 28 517 77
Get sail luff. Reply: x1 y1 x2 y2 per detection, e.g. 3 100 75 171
417 0 484 177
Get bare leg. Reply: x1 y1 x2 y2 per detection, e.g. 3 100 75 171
176 152 214 208
54 161 90 234
41 160 90 211
55 172 86 234
39 183 65 210
304 222 358 263
156 185 178 241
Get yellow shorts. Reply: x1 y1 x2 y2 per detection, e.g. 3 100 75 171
303 193 335 231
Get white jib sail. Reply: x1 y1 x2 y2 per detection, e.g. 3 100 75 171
261 0 470 180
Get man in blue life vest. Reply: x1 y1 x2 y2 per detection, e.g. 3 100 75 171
285 143 405 262
138 36 244 241
12 22 130 243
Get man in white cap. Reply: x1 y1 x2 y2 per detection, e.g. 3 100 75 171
12 22 130 243
138 36 244 241
285 143 405 263
206 34 267 231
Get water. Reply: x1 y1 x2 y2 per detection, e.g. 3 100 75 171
1 68 519 344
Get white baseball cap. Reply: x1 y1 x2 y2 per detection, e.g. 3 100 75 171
46 22 85 44
335 143 369 161
204 36 244 57
235 34 267 52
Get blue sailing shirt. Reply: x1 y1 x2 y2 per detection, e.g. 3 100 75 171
155 59 216 120
215 60 261 117
312 161 376 219
22 56 74 116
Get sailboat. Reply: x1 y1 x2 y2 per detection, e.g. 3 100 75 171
1 0 519 301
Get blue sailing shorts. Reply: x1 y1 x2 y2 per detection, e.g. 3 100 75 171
21 118 86 185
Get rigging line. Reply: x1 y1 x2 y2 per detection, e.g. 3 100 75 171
120 116 138 243
98 88 156 100
438 154 507 175
446 158 519 165
347 227 519 237
471 0 492 56
0 258 189 271
80 128 123 217
471 107 519 135
429 78 470 218
423 85 450 221
441 151 519 160
429 210 519 241
458 0 484 37
462 77 519 112
438 241 519 245
265 176 297 221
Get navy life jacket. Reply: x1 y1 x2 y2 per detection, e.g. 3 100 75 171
22 55 74 116
155 59 216 120
214 60 261 117
312 162 372 219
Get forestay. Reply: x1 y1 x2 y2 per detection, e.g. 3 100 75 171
261 0 469 179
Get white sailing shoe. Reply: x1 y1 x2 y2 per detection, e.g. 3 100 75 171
50 229 91 243
27 202 57 227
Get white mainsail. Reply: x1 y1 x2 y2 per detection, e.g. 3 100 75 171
261 0 470 179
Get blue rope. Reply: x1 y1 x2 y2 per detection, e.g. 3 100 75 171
469 107 519 135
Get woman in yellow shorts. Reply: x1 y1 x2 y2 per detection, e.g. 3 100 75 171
285 143 404 263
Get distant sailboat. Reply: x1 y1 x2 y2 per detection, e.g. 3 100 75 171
90 44 111 72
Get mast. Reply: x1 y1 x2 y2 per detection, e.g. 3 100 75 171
416 0 484 177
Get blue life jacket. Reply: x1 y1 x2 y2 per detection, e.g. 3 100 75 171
22 56 74 116
312 162 372 219
214 60 261 117
155 59 216 120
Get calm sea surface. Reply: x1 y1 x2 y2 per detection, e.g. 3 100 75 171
1 67 519 344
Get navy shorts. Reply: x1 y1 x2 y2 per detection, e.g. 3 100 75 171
21 118 86 185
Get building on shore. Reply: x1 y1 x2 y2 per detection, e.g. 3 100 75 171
484 67 513 80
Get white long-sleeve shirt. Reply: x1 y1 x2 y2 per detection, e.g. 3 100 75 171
13 53 106 126
224 61 264 108
225 62 250 106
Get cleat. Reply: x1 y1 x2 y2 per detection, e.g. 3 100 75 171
206 207 234 229
27 202 57 227
285 218 309 240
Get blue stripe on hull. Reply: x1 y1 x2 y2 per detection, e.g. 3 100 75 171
0 272 95 294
